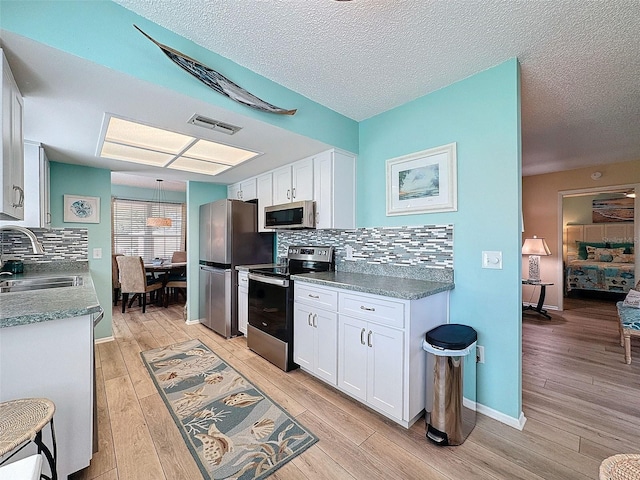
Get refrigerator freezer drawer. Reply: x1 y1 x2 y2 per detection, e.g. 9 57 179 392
199 265 234 338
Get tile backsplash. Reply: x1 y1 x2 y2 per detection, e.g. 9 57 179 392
277 224 453 269
0 228 88 263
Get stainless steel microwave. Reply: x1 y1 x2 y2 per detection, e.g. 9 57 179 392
264 200 315 229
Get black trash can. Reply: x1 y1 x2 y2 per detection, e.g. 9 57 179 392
423 324 477 446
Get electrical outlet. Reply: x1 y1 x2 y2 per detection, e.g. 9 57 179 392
345 245 354 260
92 248 102 259
477 345 485 363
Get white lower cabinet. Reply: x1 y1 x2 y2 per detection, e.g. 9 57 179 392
338 315 403 419
293 283 338 385
294 280 449 428
238 271 249 335
0 315 94 478
293 303 338 385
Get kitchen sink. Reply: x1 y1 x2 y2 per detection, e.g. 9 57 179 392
0 275 84 293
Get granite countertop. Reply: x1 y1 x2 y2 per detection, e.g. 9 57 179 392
290 271 454 300
0 263 101 329
236 263 281 271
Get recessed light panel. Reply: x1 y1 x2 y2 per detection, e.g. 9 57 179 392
105 117 194 153
101 141 174 166
184 139 259 165
168 157 232 176
99 115 260 176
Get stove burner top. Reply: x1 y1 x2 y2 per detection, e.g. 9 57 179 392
252 265 290 277
250 246 335 278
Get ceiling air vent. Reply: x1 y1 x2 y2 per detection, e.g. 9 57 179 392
188 114 242 135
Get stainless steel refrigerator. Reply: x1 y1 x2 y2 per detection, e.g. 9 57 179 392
199 199 273 338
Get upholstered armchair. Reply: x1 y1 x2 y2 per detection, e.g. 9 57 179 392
116 255 163 313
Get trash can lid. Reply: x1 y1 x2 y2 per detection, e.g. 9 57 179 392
425 324 477 350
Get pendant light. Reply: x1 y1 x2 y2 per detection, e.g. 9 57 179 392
146 179 172 227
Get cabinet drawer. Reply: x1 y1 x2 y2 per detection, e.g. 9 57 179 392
295 283 338 311
339 292 404 329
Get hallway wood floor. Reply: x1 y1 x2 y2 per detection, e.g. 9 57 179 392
71 296 639 480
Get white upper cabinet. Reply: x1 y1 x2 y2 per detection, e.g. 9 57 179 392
228 148 356 230
0 141 50 228
227 182 240 200
256 172 273 232
227 178 257 201
313 149 356 229
1 49 24 220
272 157 313 205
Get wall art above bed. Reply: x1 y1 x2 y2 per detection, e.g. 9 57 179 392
592 196 634 223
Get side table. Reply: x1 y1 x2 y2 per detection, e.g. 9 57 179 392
522 280 554 319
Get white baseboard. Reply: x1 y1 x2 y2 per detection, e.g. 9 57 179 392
185 318 201 325
95 336 114 345
477 403 527 430
463 398 525 430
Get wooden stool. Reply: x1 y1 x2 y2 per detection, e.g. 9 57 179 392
600 454 640 479
0 398 57 480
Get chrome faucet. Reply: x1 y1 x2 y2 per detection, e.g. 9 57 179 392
0 226 45 254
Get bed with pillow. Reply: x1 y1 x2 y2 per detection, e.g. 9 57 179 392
566 242 635 293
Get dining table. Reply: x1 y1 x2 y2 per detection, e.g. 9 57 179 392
144 261 187 289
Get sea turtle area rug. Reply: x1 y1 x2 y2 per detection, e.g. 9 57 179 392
141 338 318 479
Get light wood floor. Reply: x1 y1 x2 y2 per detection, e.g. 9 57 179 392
70 296 640 480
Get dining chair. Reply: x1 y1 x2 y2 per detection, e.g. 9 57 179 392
171 251 187 263
116 256 163 313
165 251 187 307
164 277 187 307
111 254 123 306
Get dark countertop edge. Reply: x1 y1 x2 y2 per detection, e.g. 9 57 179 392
3 304 103 329
290 271 454 300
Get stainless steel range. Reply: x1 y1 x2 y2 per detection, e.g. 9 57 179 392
247 246 334 371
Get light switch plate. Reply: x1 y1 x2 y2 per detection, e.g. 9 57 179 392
93 247 102 259
482 251 502 269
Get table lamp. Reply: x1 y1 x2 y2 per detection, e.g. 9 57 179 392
522 236 551 282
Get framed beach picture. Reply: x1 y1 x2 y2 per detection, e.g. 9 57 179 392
64 195 100 223
386 143 457 216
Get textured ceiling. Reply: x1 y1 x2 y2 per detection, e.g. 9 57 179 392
114 0 640 176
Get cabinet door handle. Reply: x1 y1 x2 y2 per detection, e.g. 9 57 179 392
360 328 366 345
308 313 312 326
286 189 291 199
312 314 317 328
360 305 375 312
367 330 373 347
308 294 319 299
12 185 24 208
46 212 51 224
292 187 296 198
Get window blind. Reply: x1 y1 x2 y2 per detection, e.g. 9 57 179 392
112 197 186 262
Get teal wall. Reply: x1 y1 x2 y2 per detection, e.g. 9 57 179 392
49 162 113 340
111 184 187 203
4 1 525 421
358 59 523 420
0 0 358 154
185 181 227 322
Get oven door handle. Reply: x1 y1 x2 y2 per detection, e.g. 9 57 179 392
248 273 289 287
